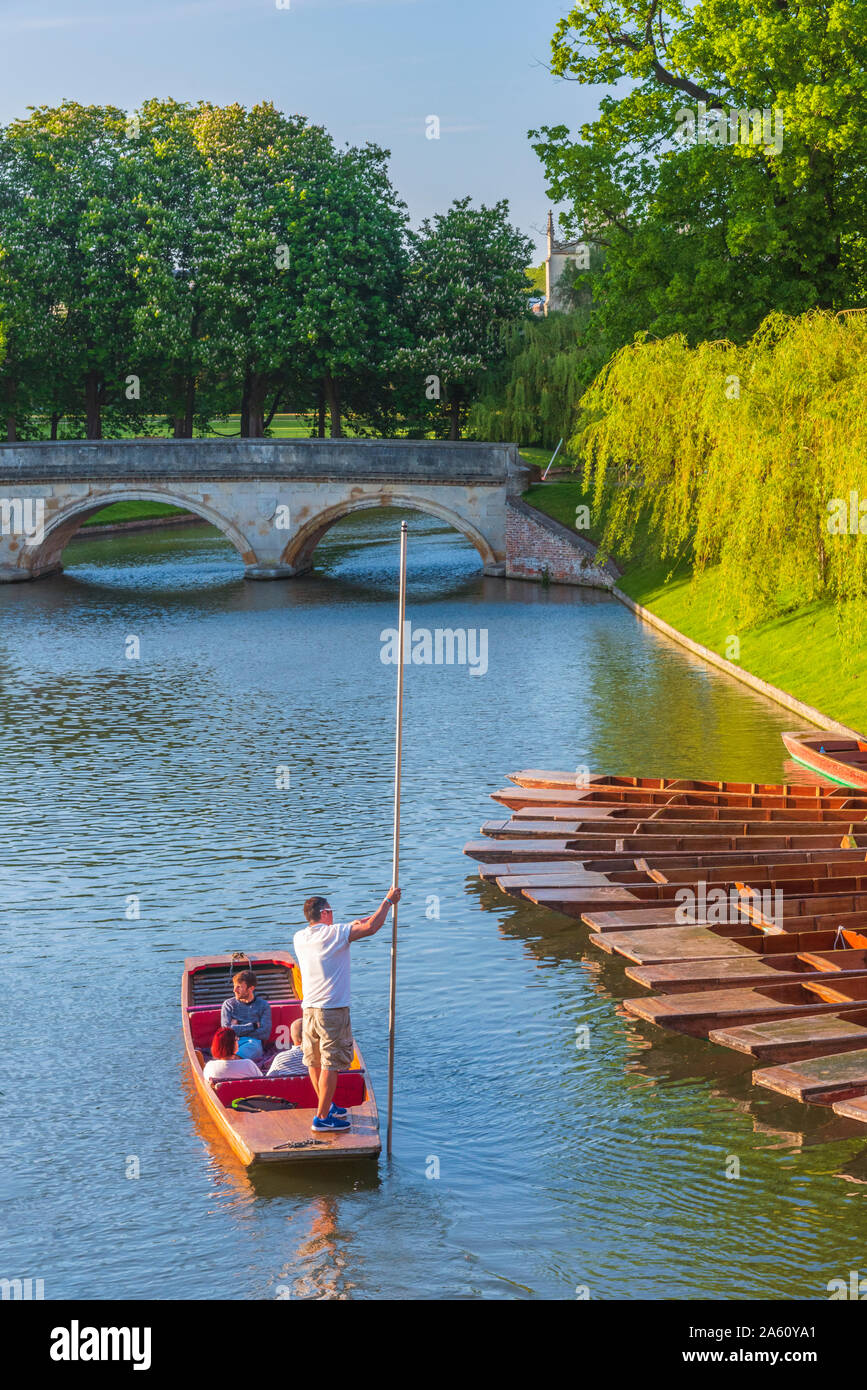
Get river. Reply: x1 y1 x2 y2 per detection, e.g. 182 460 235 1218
3 509 866 1301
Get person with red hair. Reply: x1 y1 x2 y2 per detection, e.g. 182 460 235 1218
203 1027 263 1087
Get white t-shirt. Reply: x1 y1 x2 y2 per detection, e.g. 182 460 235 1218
293 922 353 1008
203 1057 263 1084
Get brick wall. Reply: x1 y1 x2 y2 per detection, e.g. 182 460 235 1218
505 497 620 590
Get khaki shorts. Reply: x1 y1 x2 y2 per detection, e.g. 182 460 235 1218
302 1007 354 1071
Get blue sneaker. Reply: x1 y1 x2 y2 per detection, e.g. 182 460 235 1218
328 1103 348 1119
312 1114 351 1133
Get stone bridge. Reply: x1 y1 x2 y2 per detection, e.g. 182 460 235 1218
0 439 528 582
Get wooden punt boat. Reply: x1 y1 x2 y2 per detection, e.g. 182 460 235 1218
183 952 380 1165
624 973 867 1038
710 1010 867 1066
781 732 867 789
753 1048 867 1106
507 770 843 796
511 862 867 922
482 802 867 832
832 1093 867 1123
494 785 867 813
464 825 867 863
589 913 867 965
625 945 867 995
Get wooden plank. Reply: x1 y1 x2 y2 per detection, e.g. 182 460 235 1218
753 1048 867 1104
623 977 867 1037
625 948 867 995
710 1012 867 1063
495 785 867 812
507 769 840 796
588 925 860 966
832 1094 867 1123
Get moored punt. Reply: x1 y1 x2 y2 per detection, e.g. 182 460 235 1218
520 866 867 921
753 1048 867 1105
494 784 867 813
584 892 867 933
624 974 867 1039
625 946 867 995
588 915 867 964
183 952 381 1165
507 770 842 797
832 1093 867 1123
710 1011 867 1065
467 828 867 863
782 731 867 789
482 802 867 832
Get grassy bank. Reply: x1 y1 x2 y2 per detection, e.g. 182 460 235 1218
521 464 867 732
80 501 192 527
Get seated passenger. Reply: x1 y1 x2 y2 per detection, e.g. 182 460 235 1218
267 1018 307 1076
203 1027 263 1086
220 969 272 1061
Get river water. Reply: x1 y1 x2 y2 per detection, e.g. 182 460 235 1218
3 510 866 1301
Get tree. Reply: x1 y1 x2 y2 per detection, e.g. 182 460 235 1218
531 1 867 346
292 142 409 437
396 197 534 439
0 103 141 439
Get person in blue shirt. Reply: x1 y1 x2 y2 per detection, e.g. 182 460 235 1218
220 970 272 1061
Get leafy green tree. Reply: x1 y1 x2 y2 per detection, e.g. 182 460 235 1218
292 142 409 437
396 197 534 439
0 103 141 438
188 102 335 437
531 1 867 346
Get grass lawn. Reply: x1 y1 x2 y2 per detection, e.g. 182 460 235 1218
520 465 867 731
80 501 192 527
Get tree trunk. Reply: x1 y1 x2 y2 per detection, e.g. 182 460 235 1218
172 378 196 438
50 412 61 441
85 370 103 440
317 385 326 439
323 372 341 438
240 372 251 438
240 372 267 437
449 393 462 441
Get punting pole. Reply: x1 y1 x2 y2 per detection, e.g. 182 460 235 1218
386 520 408 1158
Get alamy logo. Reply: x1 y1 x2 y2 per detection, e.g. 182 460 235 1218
674 884 783 927
828 1270 867 1299
380 620 488 676
675 102 783 154
0 497 45 545
0 1275 44 1299
50 1321 152 1371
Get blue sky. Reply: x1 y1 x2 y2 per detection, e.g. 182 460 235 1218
0 0 604 260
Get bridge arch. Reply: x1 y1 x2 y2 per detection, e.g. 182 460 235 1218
281 494 500 575
25 488 256 579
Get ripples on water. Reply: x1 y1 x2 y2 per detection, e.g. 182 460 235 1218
3 509 867 1300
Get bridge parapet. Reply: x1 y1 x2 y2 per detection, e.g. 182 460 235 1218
0 438 525 487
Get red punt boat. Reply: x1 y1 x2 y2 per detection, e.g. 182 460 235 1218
183 951 381 1165
781 731 867 789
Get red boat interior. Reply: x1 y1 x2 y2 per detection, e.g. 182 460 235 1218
186 959 366 1111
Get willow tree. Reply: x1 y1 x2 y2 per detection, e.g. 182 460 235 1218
468 309 604 450
578 310 867 639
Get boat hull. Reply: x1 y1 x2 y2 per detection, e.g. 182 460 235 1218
183 952 381 1166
